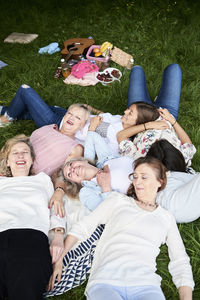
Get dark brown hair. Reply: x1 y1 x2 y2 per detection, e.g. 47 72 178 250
127 156 167 199
134 102 160 125
146 139 187 172
128 102 160 140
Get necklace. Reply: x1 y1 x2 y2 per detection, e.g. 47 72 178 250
135 199 158 208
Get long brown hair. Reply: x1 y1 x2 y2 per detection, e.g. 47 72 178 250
134 102 160 125
127 156 167 199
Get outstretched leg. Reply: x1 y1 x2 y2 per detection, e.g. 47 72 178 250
0 85 66 127
127 65 153 108
155 63 182 119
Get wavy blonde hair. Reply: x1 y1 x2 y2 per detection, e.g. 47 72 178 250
0 134 35 177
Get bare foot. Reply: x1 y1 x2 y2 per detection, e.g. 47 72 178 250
0 115 10 123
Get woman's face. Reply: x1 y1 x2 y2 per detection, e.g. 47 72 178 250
132 163 162 201
7 142 33 177
63 160 91 184
61 107 87 135
121 104 138 128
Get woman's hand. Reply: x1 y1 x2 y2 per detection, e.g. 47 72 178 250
49 190 65 218
158 108 176 125
85 104 104 115
48 258 63 291
49 231 65 264
96 165 112 192
146 120 170 130
178 286 192 300
88 116 103 131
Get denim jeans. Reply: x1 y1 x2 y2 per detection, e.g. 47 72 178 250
127 63 182 119
1 84 67 127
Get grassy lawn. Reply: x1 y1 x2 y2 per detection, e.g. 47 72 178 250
0 0 200 299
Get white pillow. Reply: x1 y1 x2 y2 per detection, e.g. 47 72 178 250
4 32 38 44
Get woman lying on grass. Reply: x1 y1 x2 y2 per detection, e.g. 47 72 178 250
49 156 194 300
0 134 66 300
29 103 90 176
29 103 91 217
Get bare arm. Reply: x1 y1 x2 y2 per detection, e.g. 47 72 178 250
85 104 104 115
117 121 169 143
48 234 78 291
49 230 65 264
158 108 192 144
178 286 192 300
49 169 66 217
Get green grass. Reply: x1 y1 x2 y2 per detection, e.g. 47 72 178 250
0 0 200 299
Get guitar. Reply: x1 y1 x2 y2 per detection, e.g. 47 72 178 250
61 38 95 60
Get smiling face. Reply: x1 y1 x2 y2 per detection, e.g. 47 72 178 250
132 163 162 202
60 107 88 136
121 104 138 128
63 160 92 184
6 142 33 177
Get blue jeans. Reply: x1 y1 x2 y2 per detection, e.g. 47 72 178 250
127 63 182 119
87 284 166 300
1 84 67 128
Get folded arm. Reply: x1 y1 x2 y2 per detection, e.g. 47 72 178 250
117 121 169 143
158 108 192 144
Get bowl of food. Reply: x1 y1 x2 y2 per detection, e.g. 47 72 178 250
96 67 122 85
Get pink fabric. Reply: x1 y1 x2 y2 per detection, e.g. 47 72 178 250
30 124 79 175
63 72 99 86
71 61 99 79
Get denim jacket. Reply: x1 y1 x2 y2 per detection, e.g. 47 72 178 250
80 131 119 211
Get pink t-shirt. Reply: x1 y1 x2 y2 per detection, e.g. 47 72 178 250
30 124 79 176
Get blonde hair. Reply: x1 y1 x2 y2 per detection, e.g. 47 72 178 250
68 103 91 122
0 134 35 177
59 157 95 199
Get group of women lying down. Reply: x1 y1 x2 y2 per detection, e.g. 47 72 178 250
0 63 199 300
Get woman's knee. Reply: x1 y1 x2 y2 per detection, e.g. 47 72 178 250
164 63 182 77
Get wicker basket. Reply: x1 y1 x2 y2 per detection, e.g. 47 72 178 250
110 47 134 69
86 45 109 63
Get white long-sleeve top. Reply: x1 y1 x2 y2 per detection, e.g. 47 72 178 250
156 171 200 223
68 192 194 293
0 172 65 236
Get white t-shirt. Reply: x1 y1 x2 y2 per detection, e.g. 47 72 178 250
0 172 65 235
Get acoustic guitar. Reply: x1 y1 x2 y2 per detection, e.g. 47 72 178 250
61 38 95 60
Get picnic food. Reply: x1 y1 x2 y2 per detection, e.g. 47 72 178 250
93 47 100 53
111 69 120 78
97 71 113 82
100 41 113 54
94 52 102 57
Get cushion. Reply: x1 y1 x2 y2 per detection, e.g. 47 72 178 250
4 32 38 44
